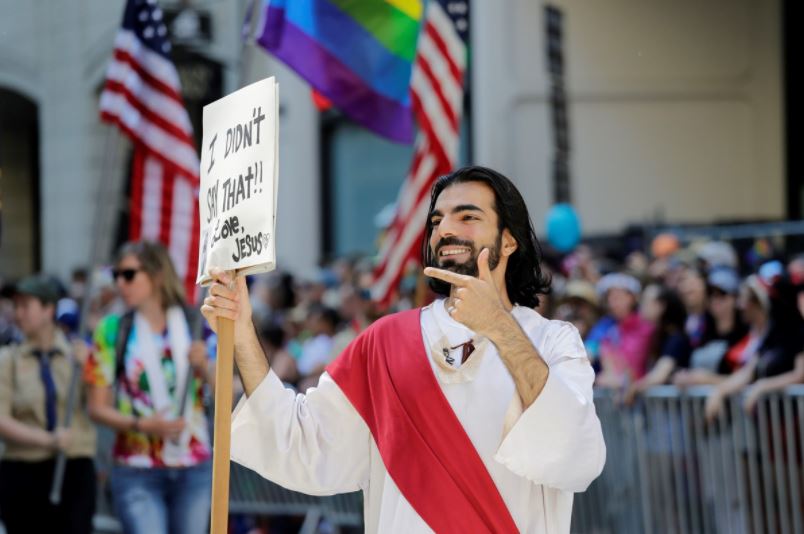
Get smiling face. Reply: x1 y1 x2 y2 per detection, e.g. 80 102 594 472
426 182 513 278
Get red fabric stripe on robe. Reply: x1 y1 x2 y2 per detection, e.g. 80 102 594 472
327 309 518 533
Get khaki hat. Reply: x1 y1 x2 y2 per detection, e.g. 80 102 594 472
562 280 599 307
16 274 61 304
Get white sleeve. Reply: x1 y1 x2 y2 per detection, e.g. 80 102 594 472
494 323 606 492
230 369 371 495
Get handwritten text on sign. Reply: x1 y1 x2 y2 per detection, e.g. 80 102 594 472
197 77 278 284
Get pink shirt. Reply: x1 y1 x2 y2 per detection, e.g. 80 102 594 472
600 313 655 380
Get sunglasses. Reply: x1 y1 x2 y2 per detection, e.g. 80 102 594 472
112 268 142 282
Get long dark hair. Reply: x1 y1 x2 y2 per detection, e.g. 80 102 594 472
762 275 804 356
421 166 550 308
649 286 688 361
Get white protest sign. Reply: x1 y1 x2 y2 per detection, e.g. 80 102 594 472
196 77 279 285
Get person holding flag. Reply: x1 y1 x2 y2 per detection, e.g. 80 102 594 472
0 275 97 534
202 166 606 533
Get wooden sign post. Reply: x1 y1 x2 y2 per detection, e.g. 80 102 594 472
196 77 279 534
210 317 234 534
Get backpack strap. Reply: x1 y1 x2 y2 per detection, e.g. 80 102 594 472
182 304 203 341
114 311 135 384
113 306 201 382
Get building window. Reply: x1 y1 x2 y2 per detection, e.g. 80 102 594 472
322 111 471 259
0 88 40 277
322 116 415 258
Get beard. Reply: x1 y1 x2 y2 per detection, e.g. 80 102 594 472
428 233 503 277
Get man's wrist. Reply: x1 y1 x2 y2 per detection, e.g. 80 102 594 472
233 316 255 339
485 309 519 345
233 319 257 349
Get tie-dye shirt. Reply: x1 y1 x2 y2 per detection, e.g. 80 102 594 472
84 313 212 468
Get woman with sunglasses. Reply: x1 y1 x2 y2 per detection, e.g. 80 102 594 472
85 241 212 534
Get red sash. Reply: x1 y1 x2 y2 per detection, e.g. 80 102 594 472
326 309 519 533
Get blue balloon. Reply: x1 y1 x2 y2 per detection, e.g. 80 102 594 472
546 203 581 253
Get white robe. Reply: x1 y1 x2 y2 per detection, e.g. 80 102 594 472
231 300 606 533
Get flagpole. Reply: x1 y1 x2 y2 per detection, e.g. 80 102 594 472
238 0 260 88
50 126 123 504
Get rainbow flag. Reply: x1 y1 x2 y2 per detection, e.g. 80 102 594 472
256 0 423 143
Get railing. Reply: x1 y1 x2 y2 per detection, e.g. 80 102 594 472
88 431 363 534
77 461 362 534
229 462 362 533
573 385 804 534
4 386 801 534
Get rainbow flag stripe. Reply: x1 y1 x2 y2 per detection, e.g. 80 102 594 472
257 0 423 143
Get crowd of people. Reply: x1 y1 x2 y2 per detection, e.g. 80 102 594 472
0 234 802 533
1 242 213 534
548 239 804 420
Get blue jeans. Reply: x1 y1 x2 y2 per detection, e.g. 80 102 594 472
111 462 212 534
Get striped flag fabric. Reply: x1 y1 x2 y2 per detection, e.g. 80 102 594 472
255 0 424 143
371 0 469 306
100 0 200 303
128 151 200 302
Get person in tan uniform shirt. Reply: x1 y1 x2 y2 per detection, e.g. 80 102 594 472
0 274 97 534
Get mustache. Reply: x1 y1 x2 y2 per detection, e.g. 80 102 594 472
434 237 475 256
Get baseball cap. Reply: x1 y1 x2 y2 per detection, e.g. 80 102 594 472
56 297 80 332
15 274 62 305
562 279 599 307
758 260 784 285
707 267 740 295
596 273 642 297
696 241 738 269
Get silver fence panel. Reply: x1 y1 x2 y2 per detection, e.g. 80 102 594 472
229 462 363 529
783 390 803 534
573 385 804 534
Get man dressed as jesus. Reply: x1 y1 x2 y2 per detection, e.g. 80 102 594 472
201 165 606 533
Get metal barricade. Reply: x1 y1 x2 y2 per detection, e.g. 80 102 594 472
573 385 804 534
86 405 363 533
90 451 363 534
229 462 363 532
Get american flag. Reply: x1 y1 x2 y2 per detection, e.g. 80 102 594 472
371 0 469 306
100 0 200 303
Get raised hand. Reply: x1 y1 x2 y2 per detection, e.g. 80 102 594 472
200 267 252 336
423 248 507 336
